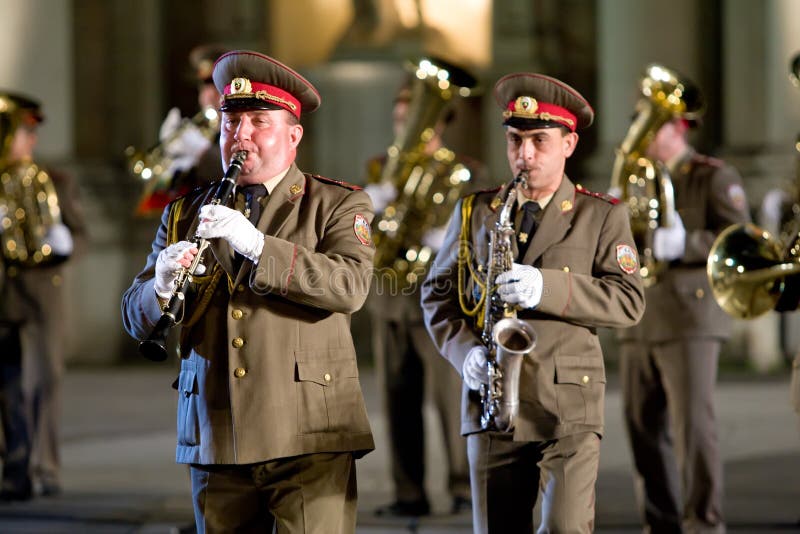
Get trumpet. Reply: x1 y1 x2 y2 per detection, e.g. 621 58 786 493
139 150 248 361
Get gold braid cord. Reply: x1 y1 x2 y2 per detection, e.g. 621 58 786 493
457 194 488 328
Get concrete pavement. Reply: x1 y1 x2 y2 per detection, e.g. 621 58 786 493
0 364 797 533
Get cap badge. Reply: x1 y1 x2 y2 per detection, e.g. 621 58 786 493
515 96 538 115
231 77 252 95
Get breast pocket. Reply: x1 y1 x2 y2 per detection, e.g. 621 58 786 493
541 245 592 274
176 363 199 446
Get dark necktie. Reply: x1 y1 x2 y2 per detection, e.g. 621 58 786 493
235 184 267 225
516 201 541 259
232 184 267 267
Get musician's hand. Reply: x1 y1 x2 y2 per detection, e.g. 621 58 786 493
197 204 264 262
363 182 398 213
496 263 543 309
159 107 182 142
653 212 686 261
463 345 490 390
155 241 198 299
43 223 73 256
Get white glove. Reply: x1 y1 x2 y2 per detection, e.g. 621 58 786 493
166 125 213 172
607 186 622 199
159 107 182 142
196 204 265 262
653 212 686 261
43 223 73 256
760 189 790 233
495 263 543 309
421 226 448 252
463 345 489 390
363 182 398 213
155 241 198 299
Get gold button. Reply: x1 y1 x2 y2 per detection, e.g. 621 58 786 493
232 337 244 348
231 309 243 320
582 375 589 384
52 274 62 287
323 373 332 382
237 284 245 292
563 266 570 272
695 288 705 299
234 367 246 378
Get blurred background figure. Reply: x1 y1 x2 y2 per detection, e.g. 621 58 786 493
365 59 487 517
126 43 230 217
0 91 86 500
613 65 751 533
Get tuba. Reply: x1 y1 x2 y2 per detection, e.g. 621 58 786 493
371 58 477 290
477 173 537 432
610 64 704 285
0 94 67 270
125 106 220 216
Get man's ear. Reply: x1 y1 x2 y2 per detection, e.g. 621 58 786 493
563 131 579 158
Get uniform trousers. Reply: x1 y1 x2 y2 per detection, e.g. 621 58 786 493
620 338 724 534
371 297 470 504
467 430 600 534
21 312 64 488
190 451 357 534
0 325 32 493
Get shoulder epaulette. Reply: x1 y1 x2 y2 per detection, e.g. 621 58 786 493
575 183 619 204
307 173 363 191
692 153 725 168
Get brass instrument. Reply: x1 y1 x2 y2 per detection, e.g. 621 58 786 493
707 223 800 319
125 106 220 215
479 173 537 432
0 94 67 269
139 150 247 362
371 58 476 290
707 53 800 320
610 64 704 285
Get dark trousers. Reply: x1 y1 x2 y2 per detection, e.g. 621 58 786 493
620 338 724 534
467 431 600 534
190 452 357 534
373 313 470 503
0 325 32 493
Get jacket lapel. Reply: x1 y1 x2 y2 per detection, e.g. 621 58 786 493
233 164 306 285
522 176 576 265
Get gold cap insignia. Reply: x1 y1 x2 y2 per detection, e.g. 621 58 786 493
231 77 252 95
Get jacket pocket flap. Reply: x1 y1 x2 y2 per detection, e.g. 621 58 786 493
555 355 605 386
296 359 359 386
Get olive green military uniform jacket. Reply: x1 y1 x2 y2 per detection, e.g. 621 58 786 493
122 163 376 465
618 149 751 343
421 175 645 441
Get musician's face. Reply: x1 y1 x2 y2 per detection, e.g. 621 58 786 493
9 125 38 163
220 109 303 185
505 125 577 198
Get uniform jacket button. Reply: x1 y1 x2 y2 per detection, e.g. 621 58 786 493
323 373 332 382
234 367 246 378
231 309 243 320
695 288 705 299
232 337 244 348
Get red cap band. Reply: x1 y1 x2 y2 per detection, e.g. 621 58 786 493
223 77 302 118
503 96 577 131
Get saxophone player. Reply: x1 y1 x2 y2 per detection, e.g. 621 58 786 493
421 72 645 533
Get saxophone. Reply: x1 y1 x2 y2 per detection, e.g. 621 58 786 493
478 172 537 432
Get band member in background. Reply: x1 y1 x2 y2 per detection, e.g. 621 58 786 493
421 72 645 532
0 91 87 499
366 82 487 517
132 43 229 216
616 83 751 531
121 50 375 533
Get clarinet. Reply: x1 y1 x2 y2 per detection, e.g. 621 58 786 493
139 150 248 362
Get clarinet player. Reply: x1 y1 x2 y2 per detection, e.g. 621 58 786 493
122 50 375 533
420 72 645 533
